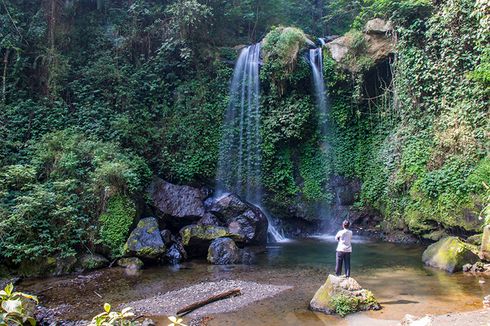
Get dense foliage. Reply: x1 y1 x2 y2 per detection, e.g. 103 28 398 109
326 0 489 236
0 0 488 268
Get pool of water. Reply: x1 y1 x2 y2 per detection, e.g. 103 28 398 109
20 237 489 325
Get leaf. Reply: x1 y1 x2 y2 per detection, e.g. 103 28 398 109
1 299 23 313
104 303 111 313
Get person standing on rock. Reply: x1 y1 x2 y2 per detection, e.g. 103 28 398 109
335 220 353 277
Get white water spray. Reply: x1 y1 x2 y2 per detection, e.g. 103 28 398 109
216 44 288 242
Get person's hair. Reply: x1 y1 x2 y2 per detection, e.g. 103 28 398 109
342 220 350 229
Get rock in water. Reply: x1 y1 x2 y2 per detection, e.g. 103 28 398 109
309 275 380 316
124 217 166 259
118 257 144 270
207 238 240 265
480 225 490 261
165 242 187 264
422 236 479 273
209 194 268 244
148 177 207 221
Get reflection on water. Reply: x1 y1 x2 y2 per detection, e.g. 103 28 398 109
19 239 489 325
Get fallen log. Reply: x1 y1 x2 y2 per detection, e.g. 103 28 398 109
176 288 241 316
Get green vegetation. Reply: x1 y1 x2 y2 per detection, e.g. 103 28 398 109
0 283 38 326
0 0 488 270
330 294 359 317
99 195 136 258
89 303 134 326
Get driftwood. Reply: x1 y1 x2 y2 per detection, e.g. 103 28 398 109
176 288 241 316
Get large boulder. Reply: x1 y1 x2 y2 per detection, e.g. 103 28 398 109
309 275 380 316
422 237 479 273
148 177 207 221
179 224 243 258
180 224 243 247
209 194 268 244
326 19 394 72
364 18 393 34
124 217 166 259
480 225 490 261
207 238 240 265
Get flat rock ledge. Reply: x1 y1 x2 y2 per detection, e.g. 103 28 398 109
125 280 292 317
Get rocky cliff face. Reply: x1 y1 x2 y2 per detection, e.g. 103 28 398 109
326 18 394 73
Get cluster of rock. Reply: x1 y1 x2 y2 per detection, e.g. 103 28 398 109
118 177 268 269
463 262 490 274
422 228 490 273
309 275 380 316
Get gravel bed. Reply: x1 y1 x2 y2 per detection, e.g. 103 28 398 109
125 279 292 317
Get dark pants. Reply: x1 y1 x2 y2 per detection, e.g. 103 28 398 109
335 251 351 277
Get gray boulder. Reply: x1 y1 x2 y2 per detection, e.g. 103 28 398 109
148 177 207 221
209 194 268 244
364 18 393 34
124 217 166 259
165 242 187 265
207 238 240 265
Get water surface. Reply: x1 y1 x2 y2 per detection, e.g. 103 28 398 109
20 237 489 325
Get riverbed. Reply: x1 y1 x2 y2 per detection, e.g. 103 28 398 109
19 236 490 325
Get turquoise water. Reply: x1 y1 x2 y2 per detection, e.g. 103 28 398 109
20 237 490 324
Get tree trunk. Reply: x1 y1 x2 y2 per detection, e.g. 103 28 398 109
176 288 241 316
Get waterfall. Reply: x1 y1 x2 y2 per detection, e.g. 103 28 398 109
216 44 288 242
308 44 329 133
308 41 331 222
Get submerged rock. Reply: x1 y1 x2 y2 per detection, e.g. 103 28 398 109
207 238 240 265
422 237 479 273
148 177 207 221
309 275 380 316
118 257 144 270
124 217 166 259
209 194 268 244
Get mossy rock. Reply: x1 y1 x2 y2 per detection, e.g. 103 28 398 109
179 224 244 247
124 217 166 259
422 236 479 273
18 256 77 277
77 254 109 271
467 233 483 246
309 275 380 317
481 225 490 261
117 257 144 270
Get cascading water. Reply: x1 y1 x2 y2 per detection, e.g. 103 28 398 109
308 40 332 225
216 44 288 242
308 42 329 136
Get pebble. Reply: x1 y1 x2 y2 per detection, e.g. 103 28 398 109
124 279 292 317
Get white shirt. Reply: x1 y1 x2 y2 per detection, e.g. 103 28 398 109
335 229 353 252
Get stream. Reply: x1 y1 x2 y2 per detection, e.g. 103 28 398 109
20 236 489 325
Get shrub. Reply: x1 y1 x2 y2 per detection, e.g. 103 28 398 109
99 195 136 258
0 283 38 326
